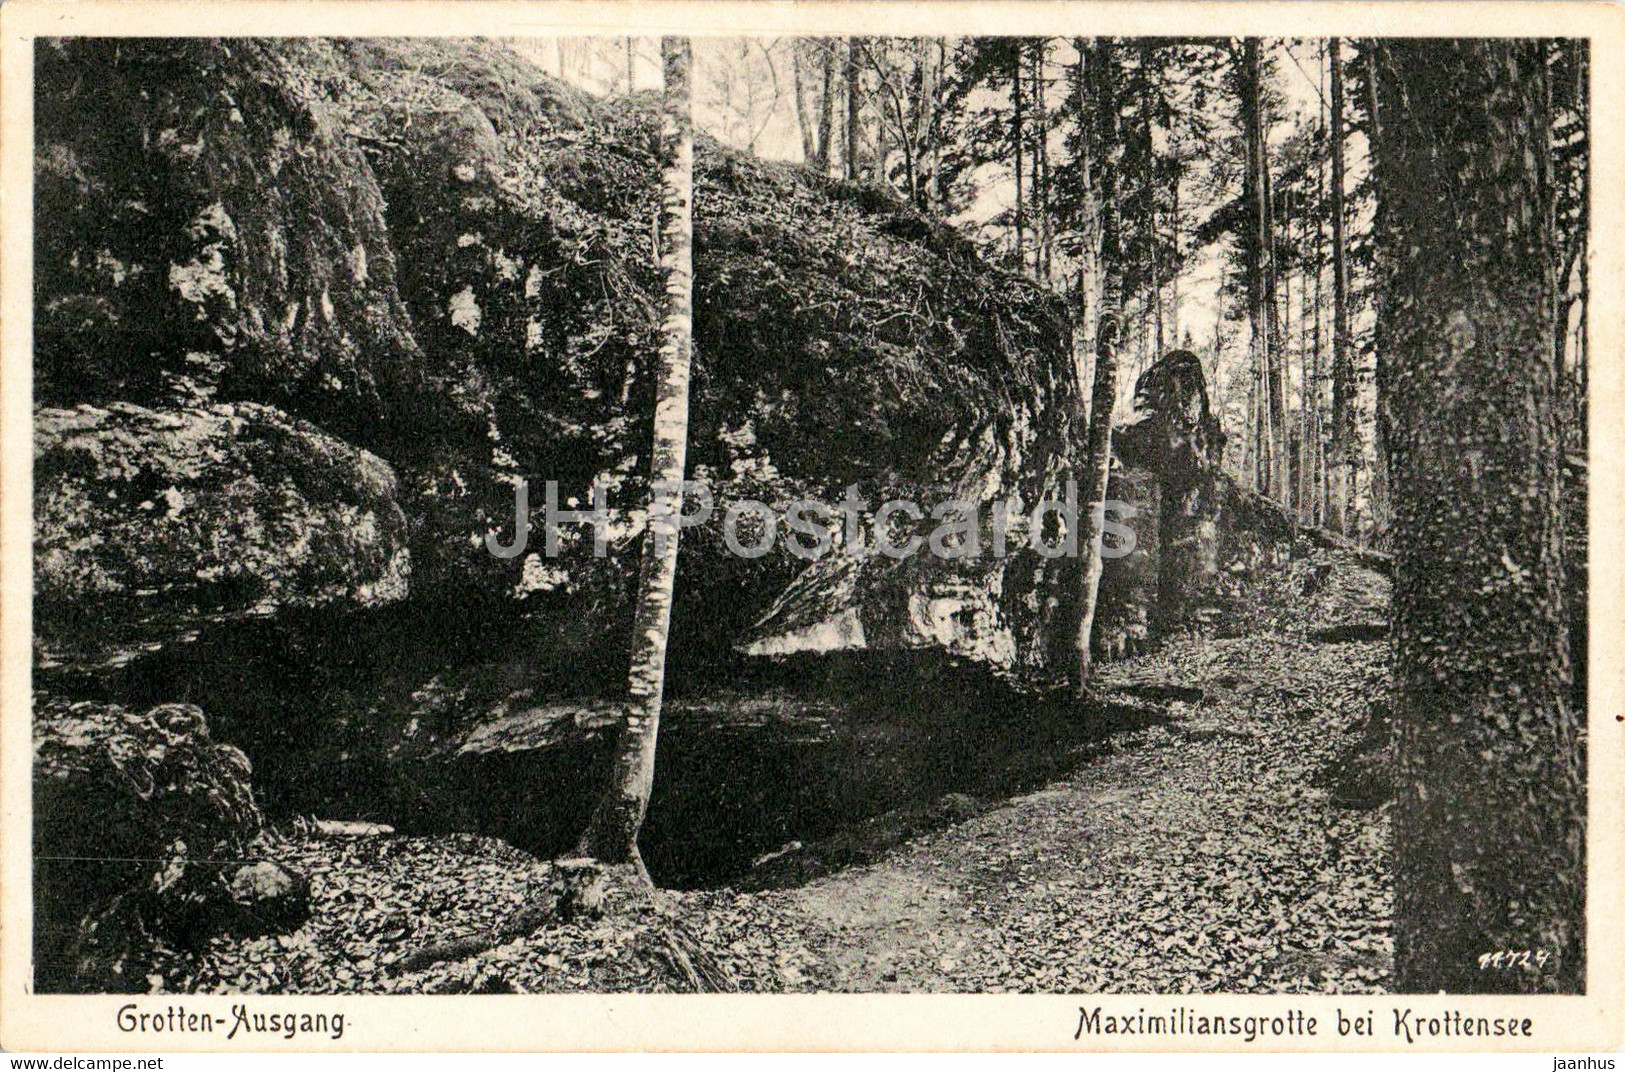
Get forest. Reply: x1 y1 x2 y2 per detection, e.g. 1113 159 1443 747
30 34 1587 998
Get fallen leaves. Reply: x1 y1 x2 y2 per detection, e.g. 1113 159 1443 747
153 550 1392 996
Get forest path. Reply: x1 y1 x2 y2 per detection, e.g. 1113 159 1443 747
783 554 1397 993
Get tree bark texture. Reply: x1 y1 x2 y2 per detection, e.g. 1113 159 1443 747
1372 38 1583 994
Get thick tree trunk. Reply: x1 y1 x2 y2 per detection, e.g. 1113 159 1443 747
1140 42 1163 361
1372 39 1583 994
1031 40 1051 281
1239 39 1279 500
1249 358 1262 492
578 37 695 876
873 86 890 187
1363 41 1391 544
1240 37 1288 506
1260 83 1287 504
1297 212 1312 523
1309 134 1325 528
1169 154 1181 347
911 38 935 208
792 43 817 164
929 40 946 206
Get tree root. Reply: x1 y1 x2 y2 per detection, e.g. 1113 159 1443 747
396 857 740 992
642 917 739 993
396 858 605 973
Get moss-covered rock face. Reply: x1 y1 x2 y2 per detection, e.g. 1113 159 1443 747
35 36 1304 690
34 401 410 668
35 36 1078 682
34 40 429 444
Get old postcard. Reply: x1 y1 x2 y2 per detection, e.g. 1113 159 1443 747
1 0 1620 1053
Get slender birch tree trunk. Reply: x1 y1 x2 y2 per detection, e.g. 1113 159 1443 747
1075 38 1122 693
579 37 695 877
1070 40 1099 398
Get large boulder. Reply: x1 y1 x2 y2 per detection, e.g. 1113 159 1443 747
32 700 264 991
745 347 1305 677
34 36 1079 688
34 39 433 448
330 38 1082 680
34 401 410 669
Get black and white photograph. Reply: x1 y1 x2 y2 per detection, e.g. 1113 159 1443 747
4 2 1615 1050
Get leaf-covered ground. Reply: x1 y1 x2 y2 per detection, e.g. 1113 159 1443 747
162 551 1392 995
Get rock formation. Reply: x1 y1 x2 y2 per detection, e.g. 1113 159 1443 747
31 38 1307 988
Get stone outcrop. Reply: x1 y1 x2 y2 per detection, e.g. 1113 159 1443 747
32 700 266 990
34 401 409 668
34 36 1075 687
747 349 1303 676
38 37 1304 694
1100 349 1299 655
